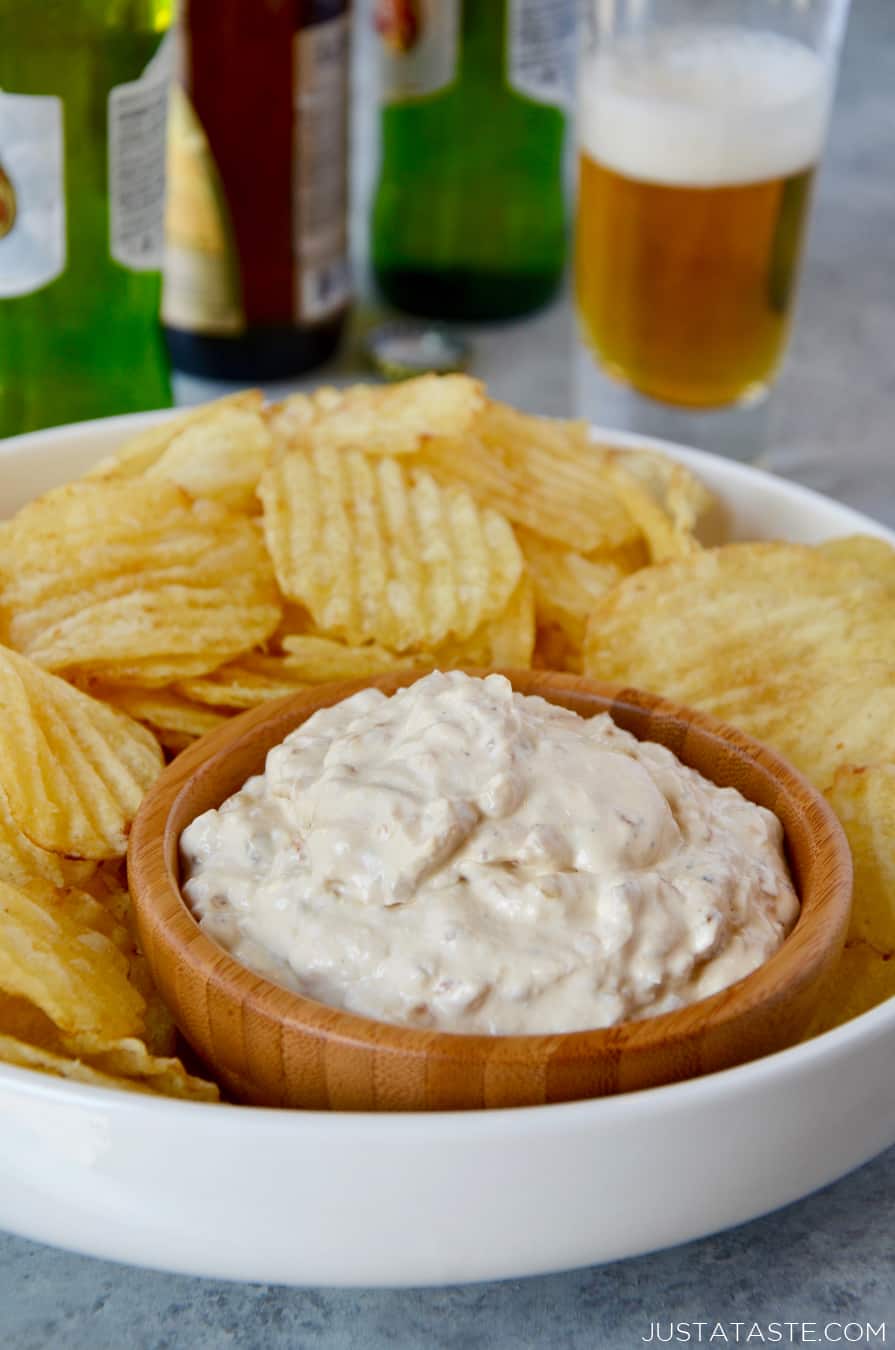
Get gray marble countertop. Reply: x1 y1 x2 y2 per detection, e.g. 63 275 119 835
3 2 894 1345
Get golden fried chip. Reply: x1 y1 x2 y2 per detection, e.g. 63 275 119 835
275 576 537 674
279 636 400 683
0 990 70 1046
179 642 406 711
472 571 536 668
583 544 895 799
432 574 536 668
517 527 629 651
415 401 642 556
0 480 282 684
96 685 229 739
42 882 131 953
709 669 895 796
818 535 895 588
267 374 485 456
607 449 715 562
0 1018 216 1100
141 406 273 513
84 391 263 480
182 582 536 705
259 447 522 650
72 861 176 1057
0 1033 156 1094
78 858 132 925
0 878 145 1040
0 784 87 888
81 1038 219 1100
176 651 313 708
0 646 163 858
584 542 895 704
0 878 215 1096
806 942 895 1037
124 953 178 1057
826 763 895 953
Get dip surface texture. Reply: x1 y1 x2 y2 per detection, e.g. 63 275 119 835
180 672 799 1034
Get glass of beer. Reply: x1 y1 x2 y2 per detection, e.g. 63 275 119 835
575 0 851 459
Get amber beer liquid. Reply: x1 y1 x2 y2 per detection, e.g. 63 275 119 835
575 29 832 410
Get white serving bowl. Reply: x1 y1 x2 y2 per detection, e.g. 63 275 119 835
0 412 893 1288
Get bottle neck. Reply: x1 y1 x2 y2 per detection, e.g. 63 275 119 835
459 0 506 82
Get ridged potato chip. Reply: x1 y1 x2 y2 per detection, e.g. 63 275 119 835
0 645 163 858
415 401 642 556
175 651 317 709
278 636 400 683
1 480 282 684
177 639 403 710
78 858 132 926
607 449 716 562
584 543 895 703
78 1037 219 1100
584 545 895 796
124 951 178 1057
95 685 229 741
0 876 216 1097
517 527 629 653
267 374 485 457
432 574 536 668
0 1023 216 1100
702 669 895 793
140 407 273 513
818 534 895 587
85 391 263 481
826 763 895 953
259 447 522 650
0 878 144 1040
0 785 96 889
0 1033 157 1094
74 860 153 1014
181 579 536 705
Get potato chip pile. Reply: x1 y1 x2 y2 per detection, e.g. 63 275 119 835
0 374 892 1100
582 535 895 1036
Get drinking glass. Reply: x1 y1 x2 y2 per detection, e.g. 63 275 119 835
574 0 851 459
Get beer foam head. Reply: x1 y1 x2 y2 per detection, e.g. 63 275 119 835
579 27 832 187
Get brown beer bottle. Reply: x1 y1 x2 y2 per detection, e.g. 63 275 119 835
163 0 351 380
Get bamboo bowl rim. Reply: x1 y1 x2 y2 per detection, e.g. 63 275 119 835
128 670 852 1106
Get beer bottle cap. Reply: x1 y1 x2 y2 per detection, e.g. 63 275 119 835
364 322 471 381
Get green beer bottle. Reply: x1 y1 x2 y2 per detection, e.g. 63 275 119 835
371 0 574 321
0 1 173 438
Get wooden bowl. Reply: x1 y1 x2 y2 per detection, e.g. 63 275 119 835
128 670 852 1112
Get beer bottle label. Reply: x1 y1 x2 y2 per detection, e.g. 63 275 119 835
163 10 350 336
294 15 351 322
506 0 575 110
161 87 245 336
108 37 171 272
0 92 66 298
376 0 460 103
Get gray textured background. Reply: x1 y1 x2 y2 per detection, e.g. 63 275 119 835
2 1 894 1345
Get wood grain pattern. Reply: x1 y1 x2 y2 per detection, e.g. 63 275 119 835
127 670 853 1112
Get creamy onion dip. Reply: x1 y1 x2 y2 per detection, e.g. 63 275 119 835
180 671 799 1035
